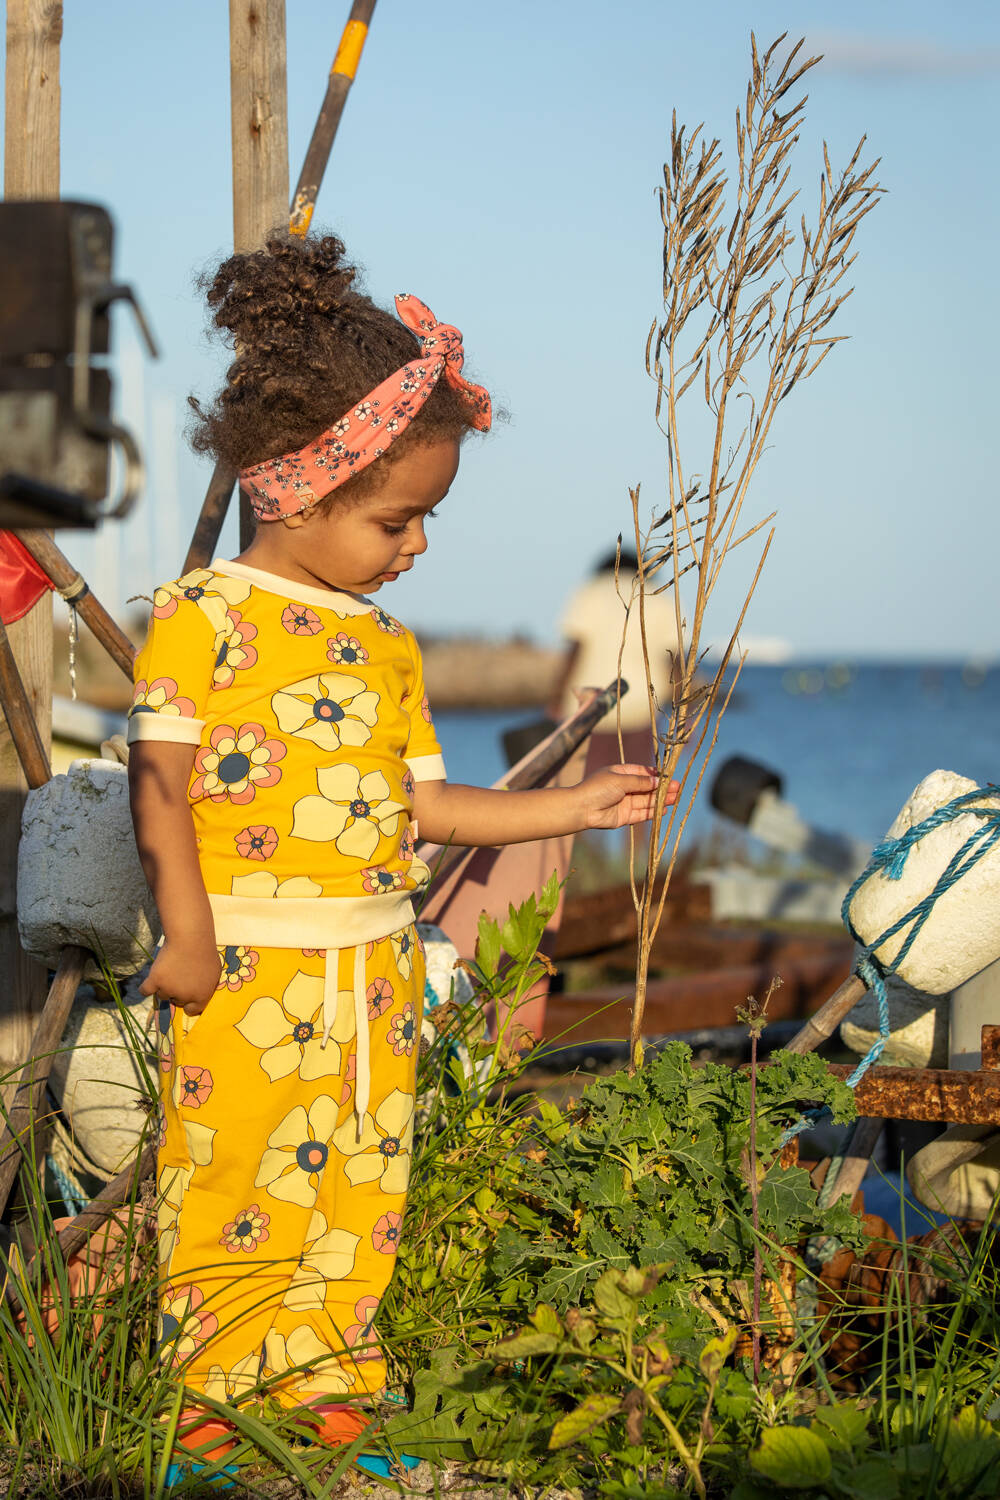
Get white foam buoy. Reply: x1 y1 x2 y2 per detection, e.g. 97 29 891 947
17 757 161 977
846 770 1000 996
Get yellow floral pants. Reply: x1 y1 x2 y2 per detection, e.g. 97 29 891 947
155 926 423 1406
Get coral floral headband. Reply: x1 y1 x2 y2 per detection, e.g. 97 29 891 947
239 293 491 520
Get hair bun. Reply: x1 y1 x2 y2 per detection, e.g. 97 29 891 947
204 233 358 347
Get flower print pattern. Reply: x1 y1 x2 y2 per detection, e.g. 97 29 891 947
158 1282 218 1366
176 1064 213 1109
391 927 415 981
361 865 406 895
401 768 415 799
234 824 278 861
212 609 258 689
236 970 341 1083
230 871 322 899
281 604 322 636
326 632 369 667
191 723 285 805
371 606 402 636
271 672 379 753
344 1295 380 1361
387 1002 417 1058
420 695 432 723
372 1211 402 1256
399 827 414 863
292 765 406 859
217 945 259 992
263 1326 354 1393
203 1354 261 1403
332 1087 414 1194
366 976 394 1019
339 1050 357 1108
219 1203 270 1254
129 676 196 720
283 1210 360 1311
254 1095 339 1208
151 569 252 626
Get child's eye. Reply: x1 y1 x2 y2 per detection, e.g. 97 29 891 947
382 524 406 536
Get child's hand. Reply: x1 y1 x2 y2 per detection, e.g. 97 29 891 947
578 764 680 830
140 939 222 1017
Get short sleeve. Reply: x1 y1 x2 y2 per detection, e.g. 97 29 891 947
403 633 446 782
127 599 217 746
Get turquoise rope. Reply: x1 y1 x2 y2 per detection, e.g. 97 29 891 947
783 785 1000 1141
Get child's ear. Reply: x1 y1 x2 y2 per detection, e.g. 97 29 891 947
281 512 309 531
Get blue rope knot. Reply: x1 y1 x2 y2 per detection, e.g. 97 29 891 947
782 784 1000 1143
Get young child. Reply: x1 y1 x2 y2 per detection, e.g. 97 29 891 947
128 234 676 1458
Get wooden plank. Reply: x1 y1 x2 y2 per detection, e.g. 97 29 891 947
1 0 60 1081
545 949 853 1045
229 0 289 551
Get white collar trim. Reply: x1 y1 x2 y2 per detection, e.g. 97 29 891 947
210 557 376 616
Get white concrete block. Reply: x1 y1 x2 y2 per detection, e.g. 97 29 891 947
18 758 161 977
48 970 157 1177
847 770 1000 996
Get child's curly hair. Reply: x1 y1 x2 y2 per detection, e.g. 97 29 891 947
189 234 484 504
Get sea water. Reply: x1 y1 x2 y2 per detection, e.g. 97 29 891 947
435 662 1000 847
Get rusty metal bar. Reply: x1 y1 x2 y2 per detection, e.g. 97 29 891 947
827 1063 1000 1124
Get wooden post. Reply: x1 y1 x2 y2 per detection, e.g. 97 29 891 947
1 0 61 1080
229 0 289 552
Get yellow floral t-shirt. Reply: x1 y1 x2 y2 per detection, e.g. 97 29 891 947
127 559 444 902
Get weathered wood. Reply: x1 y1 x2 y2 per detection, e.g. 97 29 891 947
784 973 867 1055
0 945 86 1218
181 457 239 576
30 1140 156 1272
229 0 289 552
289 0 377 236
0 616 51 788
545 949 853 1045
14 529 136 678
820 1117 884 1209
1 0 60 1081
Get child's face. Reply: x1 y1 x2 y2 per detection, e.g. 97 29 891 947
279 438 461 595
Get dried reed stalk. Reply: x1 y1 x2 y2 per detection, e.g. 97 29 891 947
624 34 882 1069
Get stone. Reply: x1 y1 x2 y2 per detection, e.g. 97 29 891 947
18 757 161 978
847 769 1000 995
840 970 949 1069
48 970 157 1177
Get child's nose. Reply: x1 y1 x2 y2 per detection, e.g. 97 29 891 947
404 523 428 555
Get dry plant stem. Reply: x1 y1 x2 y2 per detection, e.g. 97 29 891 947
749 1021 761 1383
626 35 880 1067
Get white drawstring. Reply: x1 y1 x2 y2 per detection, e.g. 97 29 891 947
320 944 370 1142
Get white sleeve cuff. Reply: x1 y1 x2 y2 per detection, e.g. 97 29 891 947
127 713 205 746
406 752 447 782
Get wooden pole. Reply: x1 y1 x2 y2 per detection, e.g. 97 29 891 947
289 0 376 237
1 0 61 1081
229 0 289 552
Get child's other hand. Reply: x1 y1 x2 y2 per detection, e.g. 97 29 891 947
139 939 222 1016
579 765 680 830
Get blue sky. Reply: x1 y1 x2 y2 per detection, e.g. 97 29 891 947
3 1 998 657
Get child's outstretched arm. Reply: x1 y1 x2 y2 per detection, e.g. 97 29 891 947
129 741 221 1015
412 764 677 848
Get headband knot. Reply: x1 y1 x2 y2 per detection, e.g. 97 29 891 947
240 293 490 519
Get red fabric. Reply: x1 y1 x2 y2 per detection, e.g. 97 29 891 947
0 532 52 625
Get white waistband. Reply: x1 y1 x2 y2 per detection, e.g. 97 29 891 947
207 890 415 947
